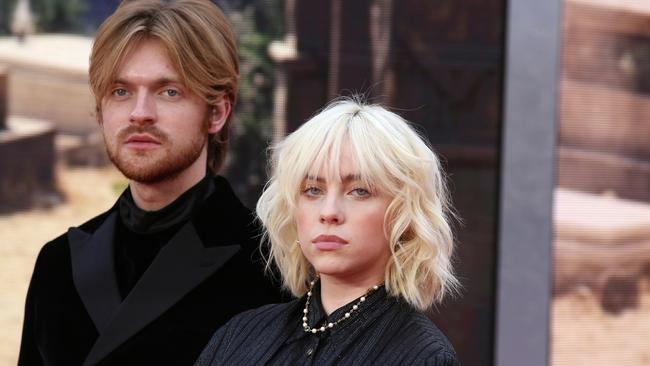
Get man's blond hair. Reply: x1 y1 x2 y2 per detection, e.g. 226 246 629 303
89 0 239 174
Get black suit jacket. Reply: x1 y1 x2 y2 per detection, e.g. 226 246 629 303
18 176 282 366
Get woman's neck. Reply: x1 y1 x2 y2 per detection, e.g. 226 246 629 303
319 273 384 315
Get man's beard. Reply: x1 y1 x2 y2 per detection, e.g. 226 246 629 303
105 125 207 184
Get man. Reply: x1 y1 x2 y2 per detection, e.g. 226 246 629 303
18 1 281 365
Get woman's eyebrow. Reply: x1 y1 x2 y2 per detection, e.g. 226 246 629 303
304 174 362 183
341 174 362 183
304 175 324 182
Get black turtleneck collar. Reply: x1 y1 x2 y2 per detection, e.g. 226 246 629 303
118 174 216 234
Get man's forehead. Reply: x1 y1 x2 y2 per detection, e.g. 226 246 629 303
112 38 181 83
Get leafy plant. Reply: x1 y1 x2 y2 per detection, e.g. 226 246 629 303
222 0 285 207
1 0 87 35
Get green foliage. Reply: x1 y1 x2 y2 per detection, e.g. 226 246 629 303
0 0 87 35
223 0 285 207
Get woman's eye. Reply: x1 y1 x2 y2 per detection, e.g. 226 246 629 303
303 186 322 196
350 187 371 197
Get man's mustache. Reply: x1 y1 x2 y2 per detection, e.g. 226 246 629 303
117 125 168 143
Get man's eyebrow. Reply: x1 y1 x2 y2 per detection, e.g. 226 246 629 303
111 77 183 86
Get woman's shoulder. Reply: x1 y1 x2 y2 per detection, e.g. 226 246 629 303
405 310 454 343
382 304 459 365
196 299 302 365
224 298 301 330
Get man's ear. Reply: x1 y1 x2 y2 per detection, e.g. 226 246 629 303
208 98 231 134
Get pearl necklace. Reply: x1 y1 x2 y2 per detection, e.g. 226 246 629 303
302 278 383 334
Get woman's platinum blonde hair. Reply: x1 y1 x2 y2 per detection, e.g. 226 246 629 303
256 98 459 311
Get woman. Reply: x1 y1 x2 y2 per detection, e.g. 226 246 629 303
196 99 460 365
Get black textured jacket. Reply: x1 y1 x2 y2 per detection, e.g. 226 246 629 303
196 284 459 365
18 176 282 366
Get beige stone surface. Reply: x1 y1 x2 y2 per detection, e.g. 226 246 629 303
560 80 650 158
0 35 96 134
0 165 124 366
552 280 650 366
568 0 650 15
0 35 91 73
553 188 650 364
555 188 650 244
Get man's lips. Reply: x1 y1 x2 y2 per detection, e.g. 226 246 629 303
311 235 348 250
124 134 161 149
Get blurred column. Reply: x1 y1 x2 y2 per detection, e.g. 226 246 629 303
496 0 562 365
10 0 35 42
0 67 6 130
326 0 373 99
369 0 394 102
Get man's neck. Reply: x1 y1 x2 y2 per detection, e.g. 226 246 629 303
129 168 207 211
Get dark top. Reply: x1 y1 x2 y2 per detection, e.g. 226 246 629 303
196 282 459 366
18 176 282 366
115 175 215 297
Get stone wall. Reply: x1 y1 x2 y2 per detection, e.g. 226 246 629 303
0 116 58 212
558 0 650 201
0 35 95 135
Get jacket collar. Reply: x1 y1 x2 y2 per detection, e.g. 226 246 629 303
69 211 122 332
68 176 246 366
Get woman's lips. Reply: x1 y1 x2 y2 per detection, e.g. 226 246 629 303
312 235 348 251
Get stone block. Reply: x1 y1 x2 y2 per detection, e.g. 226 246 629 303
0 35 96 135
559 79 650 158
557 146 650 201
0 116 60 212
554 188 650 313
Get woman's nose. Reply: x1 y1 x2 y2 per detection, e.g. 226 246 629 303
319 194 344 224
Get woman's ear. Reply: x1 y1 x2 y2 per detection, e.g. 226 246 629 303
208 98 231 134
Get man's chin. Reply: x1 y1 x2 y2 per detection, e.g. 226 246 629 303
110 156 183 184
106 140 206 184
119 168 179 184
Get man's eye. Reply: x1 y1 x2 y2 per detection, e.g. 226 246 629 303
163 89 179 97
112 88 128 97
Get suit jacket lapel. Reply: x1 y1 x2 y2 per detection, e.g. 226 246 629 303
69 211 122 333
83 220 241 366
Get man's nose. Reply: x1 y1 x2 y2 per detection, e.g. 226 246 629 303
129 91 156 125
319 194 345 224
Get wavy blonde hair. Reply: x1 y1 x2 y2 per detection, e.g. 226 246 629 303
89 0 239 174
257 99 459 310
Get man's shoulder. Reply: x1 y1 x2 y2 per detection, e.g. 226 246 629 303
77 206 116 232
38 207 115 260
193 176 259 245
200 176 252 217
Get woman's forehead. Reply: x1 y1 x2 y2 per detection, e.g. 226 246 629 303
305 147 360 180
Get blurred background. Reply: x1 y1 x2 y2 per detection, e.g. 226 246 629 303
0 0 648 365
